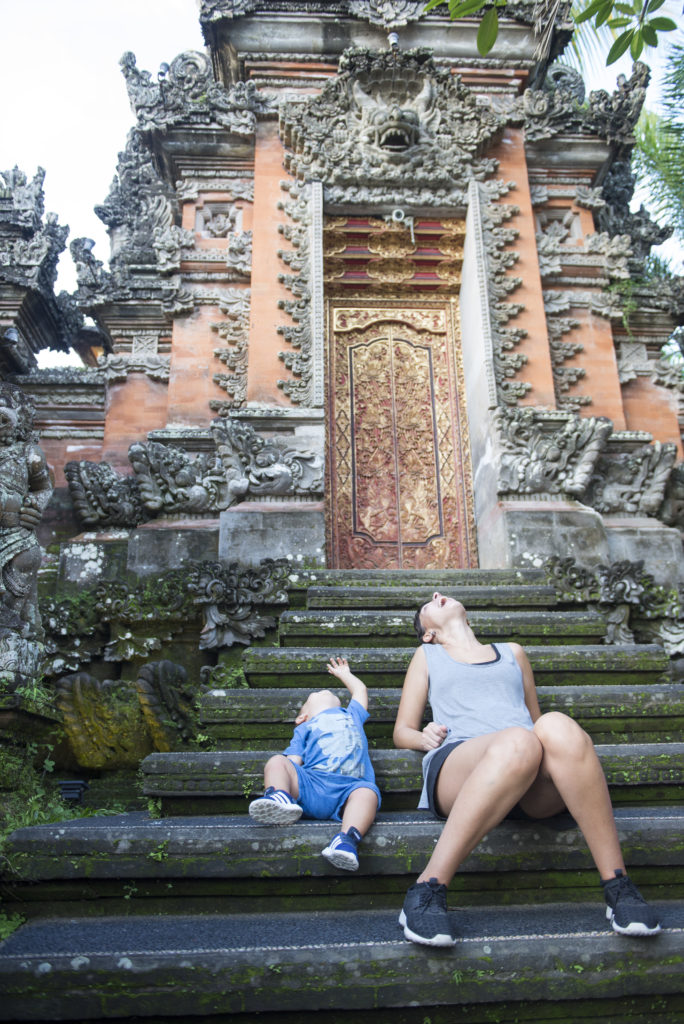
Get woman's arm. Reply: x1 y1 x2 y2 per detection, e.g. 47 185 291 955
510 643 542 722
393 647 447 752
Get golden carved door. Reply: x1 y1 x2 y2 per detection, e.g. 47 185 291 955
326 302 477 569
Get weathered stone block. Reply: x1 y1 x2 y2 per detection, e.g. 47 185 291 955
219 500 325 567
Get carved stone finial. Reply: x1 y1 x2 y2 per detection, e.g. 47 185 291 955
120 50 271 133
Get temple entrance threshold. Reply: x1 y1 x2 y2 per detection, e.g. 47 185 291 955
326 301 477 569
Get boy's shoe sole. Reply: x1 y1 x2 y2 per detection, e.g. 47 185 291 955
606 907 661 937
398 909 456 947
321 845 359 871
248 797 303 825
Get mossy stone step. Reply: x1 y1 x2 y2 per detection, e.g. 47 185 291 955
306 585 559 610
1 903 682 1022
199 684 684 747
287 568 549 591
278 609 608 647
4 809 682 915
242 644 670 688
140 743 684 810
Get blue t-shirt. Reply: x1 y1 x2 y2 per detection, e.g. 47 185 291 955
283 699 376 783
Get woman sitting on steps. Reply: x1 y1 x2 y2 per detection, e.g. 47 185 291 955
392 591 662 947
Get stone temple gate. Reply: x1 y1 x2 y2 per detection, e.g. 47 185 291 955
3 1 684 586
1 5 684 1019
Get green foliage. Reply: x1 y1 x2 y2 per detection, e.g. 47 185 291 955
0 911 25 942
633 45 684 243
423 0 677 61
147 840 169 862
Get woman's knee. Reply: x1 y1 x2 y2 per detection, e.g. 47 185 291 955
534 712 593 758
485 727 543 775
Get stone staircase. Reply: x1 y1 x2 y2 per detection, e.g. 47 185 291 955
1 569 683 1022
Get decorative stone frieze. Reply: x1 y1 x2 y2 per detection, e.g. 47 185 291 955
120 50 271 134
42 557 292 676
210 291 251 411
65 417 323 526
584 437 678 517
279 48 504 207
496 407 613 497
545 554 682 649
276 181 316 405
64 460 148 528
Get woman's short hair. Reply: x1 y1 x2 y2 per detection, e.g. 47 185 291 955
413 608 425 642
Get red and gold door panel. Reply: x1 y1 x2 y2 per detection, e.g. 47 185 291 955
326 302 477 569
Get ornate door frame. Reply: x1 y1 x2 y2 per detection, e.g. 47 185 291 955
326 298 477 569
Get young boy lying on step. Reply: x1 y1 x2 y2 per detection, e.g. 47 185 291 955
248 656 380 871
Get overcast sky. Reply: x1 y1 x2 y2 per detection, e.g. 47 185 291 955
1 0 681 344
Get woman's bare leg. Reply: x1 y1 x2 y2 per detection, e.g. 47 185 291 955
416 727 543 885
520 712 625 879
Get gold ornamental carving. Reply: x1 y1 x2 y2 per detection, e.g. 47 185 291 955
367 230 416 259
366 258 417 284
323 231 348 256
327 302 476 570
333 307 447 334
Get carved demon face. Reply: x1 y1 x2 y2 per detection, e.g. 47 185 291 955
352 69 438 161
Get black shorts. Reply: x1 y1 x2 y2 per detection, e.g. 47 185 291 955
424 739 568 825
424 740 464 818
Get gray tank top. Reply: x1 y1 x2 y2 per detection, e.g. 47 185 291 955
418 642 535 808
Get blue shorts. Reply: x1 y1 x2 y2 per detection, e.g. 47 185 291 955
292 764 381 822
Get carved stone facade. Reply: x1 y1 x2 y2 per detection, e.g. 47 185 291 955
2 1 683 610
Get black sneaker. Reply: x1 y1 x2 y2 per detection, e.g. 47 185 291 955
601 870 661 936
398 878 455 947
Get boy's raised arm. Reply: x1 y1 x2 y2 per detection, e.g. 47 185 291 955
326 656 368 710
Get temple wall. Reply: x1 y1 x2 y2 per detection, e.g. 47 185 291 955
489 129 556 409
248 123 297 405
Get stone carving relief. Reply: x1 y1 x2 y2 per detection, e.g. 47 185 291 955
518 62 649 146
546 555 682 650
120 50 271 133
347 0 425 26
189 558 291 649
41 559 292 679
64 460 148 528
276 181 315 405
496 407 613 497
584 439 678 517
66 418 323 527
210 291 251 412
279 48 504 207
595 159 672 269
0 168 75 365
0 385 53 696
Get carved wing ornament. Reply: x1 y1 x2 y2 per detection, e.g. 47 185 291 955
120 50 272 134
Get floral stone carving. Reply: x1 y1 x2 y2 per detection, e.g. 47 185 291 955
584 440 677 517
496 407 613 498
